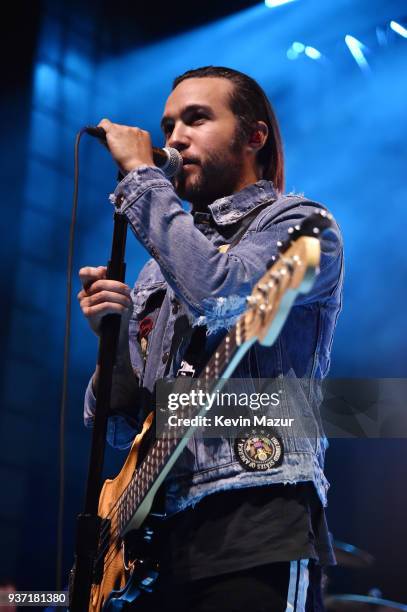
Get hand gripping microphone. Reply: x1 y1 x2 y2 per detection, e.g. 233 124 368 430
83 126 183 178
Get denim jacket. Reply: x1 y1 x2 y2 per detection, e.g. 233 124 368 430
84 166 344 514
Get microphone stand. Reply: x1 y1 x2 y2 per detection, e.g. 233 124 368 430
69 198 128 611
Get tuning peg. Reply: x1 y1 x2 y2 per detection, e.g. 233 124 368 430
266 255 277 270
280 210 333 249
280 257 294 273
257 283 269 294
246 295 259 307
268 271 280 283
289 254 302 269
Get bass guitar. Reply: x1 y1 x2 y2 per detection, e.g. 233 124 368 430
71 210 332 611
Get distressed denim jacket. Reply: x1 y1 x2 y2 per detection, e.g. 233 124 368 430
84 166 344 515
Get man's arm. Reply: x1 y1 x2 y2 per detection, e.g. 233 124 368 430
112 168 343 328
94 119 342 326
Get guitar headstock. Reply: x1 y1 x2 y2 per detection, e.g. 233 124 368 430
242 210 332 346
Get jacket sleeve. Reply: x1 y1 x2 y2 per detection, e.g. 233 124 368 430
83 377 143 450
113 166 343 329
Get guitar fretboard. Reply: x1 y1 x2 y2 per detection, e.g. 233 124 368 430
116 317 250 533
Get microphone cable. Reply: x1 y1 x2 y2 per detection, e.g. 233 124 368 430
56 128 91 590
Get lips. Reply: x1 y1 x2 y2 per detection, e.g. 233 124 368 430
182 157 199 166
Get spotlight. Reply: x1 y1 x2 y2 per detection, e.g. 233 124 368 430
265 0 298 8
305 46 322 60
345 35 370 71
292 41 305 53
390 20 407 38
286 48 298 60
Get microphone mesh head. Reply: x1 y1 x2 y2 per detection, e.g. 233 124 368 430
161 147 183 178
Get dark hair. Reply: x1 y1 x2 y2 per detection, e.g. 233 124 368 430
173 66 284 192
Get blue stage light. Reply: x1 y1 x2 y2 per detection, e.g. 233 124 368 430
345 34 370 71
305 46 321 60
292 41 305 53
265 0 297 8
390 20 407 38
287 41 304 59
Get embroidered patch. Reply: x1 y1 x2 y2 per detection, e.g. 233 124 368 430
234 430 284 471
139 317 154 339
139 316 154 358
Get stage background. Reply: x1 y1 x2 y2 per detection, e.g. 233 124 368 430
0 0 406 603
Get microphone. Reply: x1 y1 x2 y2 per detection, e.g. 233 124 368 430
83 126 182 178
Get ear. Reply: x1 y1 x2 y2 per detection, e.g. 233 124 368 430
247 121 268 153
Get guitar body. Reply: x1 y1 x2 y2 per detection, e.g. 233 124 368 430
89 411 155 612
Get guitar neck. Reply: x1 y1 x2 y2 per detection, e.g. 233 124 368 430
118 319 254 533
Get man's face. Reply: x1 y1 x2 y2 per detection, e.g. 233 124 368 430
161 77 246 209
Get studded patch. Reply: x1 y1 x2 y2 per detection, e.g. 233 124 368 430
234 430 284 471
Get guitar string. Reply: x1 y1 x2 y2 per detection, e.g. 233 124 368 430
95 325 243 546
96 434 179 553
94 326 242 550
94 336 240 569
98 427 192 575
98 458 171 577
94 331 245 574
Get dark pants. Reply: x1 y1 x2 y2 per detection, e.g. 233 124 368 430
128 560 325 612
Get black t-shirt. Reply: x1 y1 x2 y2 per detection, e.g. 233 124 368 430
158 482 336 582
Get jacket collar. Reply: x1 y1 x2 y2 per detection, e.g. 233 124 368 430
192 180 277 227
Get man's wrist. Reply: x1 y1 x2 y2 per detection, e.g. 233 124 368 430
111 165 171 211
122 160 155 174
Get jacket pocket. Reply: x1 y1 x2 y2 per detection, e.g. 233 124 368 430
129 282 167 381
132 281 167 318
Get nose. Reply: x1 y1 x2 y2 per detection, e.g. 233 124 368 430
167 122 190 151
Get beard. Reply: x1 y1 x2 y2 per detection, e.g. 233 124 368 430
174 134 246 211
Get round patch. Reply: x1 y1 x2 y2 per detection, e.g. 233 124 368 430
234 430 284 471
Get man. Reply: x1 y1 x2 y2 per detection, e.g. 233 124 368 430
78 66 343 611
